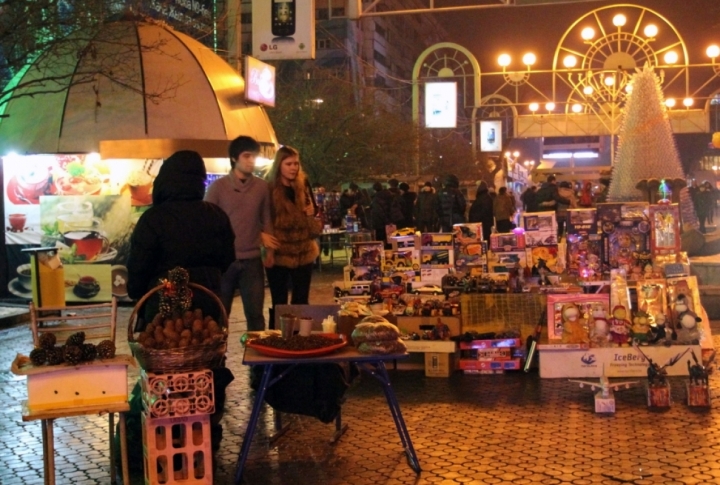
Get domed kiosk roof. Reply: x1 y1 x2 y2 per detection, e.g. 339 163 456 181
0 20 277 157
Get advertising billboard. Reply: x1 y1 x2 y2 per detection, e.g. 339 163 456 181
425 82 457 128
480 120 502 152
245 56 276 107
252 0 315 60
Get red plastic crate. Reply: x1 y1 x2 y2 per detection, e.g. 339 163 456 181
141 370 215 419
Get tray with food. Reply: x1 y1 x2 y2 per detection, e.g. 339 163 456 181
246 334 347 358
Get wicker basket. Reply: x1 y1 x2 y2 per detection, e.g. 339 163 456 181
128 283 229 373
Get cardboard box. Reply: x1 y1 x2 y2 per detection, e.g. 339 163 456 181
538 345 700 378
419 268 451 284
420 248 454 269
424 352 456 377
417 233 454 248
487 250 527 273
459 338 522 350
404 340 456 353
490 232 526 252
458 358 522 371
523 211 557 247
397 316 462 337
383 249 420 272
453 223 483 243
649 204 681 257
567 208 598 235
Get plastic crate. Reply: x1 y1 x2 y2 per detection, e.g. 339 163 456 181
460 293 547 337
141 370 215 419
142 413 212 484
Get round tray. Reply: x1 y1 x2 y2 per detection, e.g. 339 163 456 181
246 335 347 358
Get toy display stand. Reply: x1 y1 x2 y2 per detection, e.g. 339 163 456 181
687 383 711 407
647 384 672 408
595 389 616 414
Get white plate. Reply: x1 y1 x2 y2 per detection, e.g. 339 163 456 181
8 278 32 299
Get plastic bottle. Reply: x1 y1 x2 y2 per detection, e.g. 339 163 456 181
345 210 356 233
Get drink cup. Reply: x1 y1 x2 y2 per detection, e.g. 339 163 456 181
298 317 313 336
279 314 297 339
17 264 32 291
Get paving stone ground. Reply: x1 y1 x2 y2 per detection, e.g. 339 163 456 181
1 260 719 485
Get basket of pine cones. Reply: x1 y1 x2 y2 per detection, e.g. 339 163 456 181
127 267 229 373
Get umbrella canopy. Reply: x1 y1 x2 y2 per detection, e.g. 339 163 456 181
0 20 277 157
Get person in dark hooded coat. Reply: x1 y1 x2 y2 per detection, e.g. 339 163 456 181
126 150 236 454
437 174 466 232
469 181 494 241
127 150 236 324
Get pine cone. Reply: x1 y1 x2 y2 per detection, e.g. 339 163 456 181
66 332 86 347
29 348 47 366
39 333 57 350
97 340 116 359
46 347 65 365
81 343 97 361
64 345 83 365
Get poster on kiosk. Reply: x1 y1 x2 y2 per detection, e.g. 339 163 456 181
252 0 316 60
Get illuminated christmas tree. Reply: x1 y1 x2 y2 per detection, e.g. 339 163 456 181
607 65 686 202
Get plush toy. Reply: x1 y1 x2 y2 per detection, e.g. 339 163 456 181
561 303 588 344
648 313 671 346
589 306 610 347
608 305 631 346
631 310 652 345
675 310 702 345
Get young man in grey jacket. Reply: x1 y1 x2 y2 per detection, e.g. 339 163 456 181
205 136 276 331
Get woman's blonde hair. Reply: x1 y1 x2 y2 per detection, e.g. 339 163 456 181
267 145 308 209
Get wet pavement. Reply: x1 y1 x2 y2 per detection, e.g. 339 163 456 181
1 259 719 485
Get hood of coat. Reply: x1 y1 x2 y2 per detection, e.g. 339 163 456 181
152 150 207 205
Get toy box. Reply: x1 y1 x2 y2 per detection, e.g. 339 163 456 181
453 223 483 243
383 249 420 272
458 358 522 371
350 241 385 267
601 223 650 274
529 245 561 274
420 248 454 269
546 293 610 342
566 233 602 277
486 250 527 273
390 235 416 250
490 232 526 252
417 233 453 248
419 268 451 284
343 265 381 283
567 208 598 235
424 352 456 377
523 211 557 247
649 204 681 257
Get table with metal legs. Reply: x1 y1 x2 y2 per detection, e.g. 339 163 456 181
234 347 421 483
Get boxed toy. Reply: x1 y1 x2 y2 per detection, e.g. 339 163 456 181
453 223 483 243
597 203 650 274
420 248 454 268
649 204 681 257
546 293 610 342
523 211 557 247
417 233 454 248
350 241 385 267
567 208 598 235
566 233 602 277
490 232 526 252
486 250 527 273
529 245 561 274
344 265 382 283
383 249 420 272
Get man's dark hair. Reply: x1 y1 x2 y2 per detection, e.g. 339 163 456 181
499 187 507 195
349 183 359 191
424 181 433 188
228 136 261 168
372 182 384 192
547 174 557 183
388 178 399 188
399 182 409 191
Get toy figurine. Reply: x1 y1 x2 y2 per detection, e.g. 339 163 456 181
608 305 631 346
431 318 451 340
648 313 672 346
561 303 589 344
672 294 702 344
635 346 690 408
589 307 611 348
687 349 714 407
631 310 652 345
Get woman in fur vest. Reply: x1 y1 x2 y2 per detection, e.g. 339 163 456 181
265 146 321 328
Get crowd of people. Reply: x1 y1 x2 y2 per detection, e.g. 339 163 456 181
690 179 719 234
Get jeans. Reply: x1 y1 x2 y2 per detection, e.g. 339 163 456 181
265 263 314 330
220 258 266 331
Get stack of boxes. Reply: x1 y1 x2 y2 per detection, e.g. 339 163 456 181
337 241 386 299
141 369 215 484
458 336 524 374
522 211 562 275
487 231 527 273
413 233 455 290
452 223 487 276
